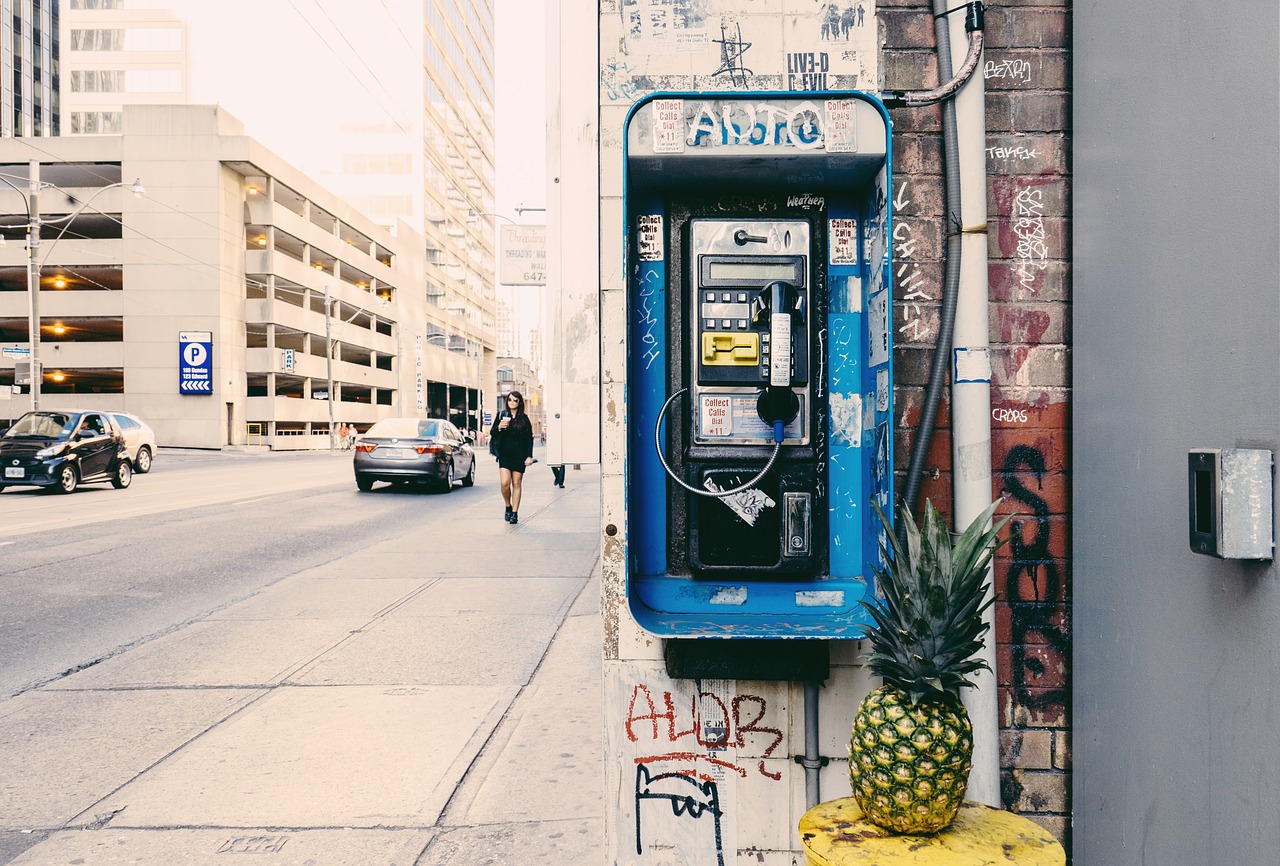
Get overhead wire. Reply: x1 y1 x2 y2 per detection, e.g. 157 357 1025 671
285 0 414 135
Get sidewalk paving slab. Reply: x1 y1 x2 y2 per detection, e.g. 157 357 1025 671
0 689 259 826
39 618 368 690
84 684 513 828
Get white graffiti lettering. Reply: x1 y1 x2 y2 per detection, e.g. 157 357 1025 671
687 100 825 150
984 58 1032 83
786 193 825 210
1012 187 1048 293
992 407 1029 424
986 145 1041 161
892 179 932 341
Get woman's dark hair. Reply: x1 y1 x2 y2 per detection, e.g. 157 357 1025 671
506 391 526 416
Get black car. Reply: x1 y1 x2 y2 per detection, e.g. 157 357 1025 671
353 417 476 492
0 410 133 494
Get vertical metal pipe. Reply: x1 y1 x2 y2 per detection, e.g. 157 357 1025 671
945 6 1000 807
27 160 40 410
326 284 335 451
803 680 821 808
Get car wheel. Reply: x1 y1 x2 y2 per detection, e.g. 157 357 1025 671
111 460 133 489
134 446 153 474
439 462 454 493
356 474 375 492
461 457 475 487
54 464 78 494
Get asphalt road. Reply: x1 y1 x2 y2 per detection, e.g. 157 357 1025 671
0 447 495 699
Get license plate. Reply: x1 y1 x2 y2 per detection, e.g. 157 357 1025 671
4 467 24 478
376 448 412 460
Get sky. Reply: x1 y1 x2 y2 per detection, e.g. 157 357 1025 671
493 0 549 362
162 0 547 220
150 0 548 362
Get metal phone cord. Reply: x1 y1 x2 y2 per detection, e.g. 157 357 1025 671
653 387 782 498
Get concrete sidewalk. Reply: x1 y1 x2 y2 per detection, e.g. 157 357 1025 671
0 464 604 866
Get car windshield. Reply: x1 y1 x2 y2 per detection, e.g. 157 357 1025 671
366 419 440 439
3 412 77 439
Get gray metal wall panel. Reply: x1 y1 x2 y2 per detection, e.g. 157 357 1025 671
1073 1 1280 862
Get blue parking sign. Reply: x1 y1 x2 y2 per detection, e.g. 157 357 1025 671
179 331 213 394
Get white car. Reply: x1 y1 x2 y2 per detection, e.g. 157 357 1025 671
108 412 157 474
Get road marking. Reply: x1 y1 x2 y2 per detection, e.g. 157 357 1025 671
229 497 272 506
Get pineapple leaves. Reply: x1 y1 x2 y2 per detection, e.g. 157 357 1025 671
860 498 1014 708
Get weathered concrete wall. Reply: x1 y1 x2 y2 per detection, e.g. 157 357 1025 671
596 0 1074 859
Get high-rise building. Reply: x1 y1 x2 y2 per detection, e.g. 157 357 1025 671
2 0 60 137
60 0 189 136
421 0 497 432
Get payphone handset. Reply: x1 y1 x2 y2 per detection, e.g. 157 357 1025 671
690 219 809 446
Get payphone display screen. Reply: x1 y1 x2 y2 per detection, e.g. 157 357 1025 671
703 259 804 285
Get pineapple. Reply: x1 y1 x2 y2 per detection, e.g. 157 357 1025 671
848 498 1011 834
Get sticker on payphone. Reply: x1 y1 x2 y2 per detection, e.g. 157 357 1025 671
699 393 804 440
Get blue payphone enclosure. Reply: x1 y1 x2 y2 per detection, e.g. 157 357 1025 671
624 92 894 638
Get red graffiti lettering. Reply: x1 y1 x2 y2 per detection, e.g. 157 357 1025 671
733 695 784 780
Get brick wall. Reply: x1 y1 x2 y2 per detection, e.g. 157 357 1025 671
880 0 1073 846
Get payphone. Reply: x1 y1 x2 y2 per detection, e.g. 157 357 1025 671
625 92 894 638
660 218 817 577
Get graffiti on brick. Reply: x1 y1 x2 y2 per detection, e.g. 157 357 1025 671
892 179 932 341
1000 443 1069 715
986 145 1041 161
1012 187 1049 293
984 58 1032 83
992 406 1030 424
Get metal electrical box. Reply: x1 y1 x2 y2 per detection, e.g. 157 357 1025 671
1188 448 1274 560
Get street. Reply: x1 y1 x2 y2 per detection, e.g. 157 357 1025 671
0 448 605 865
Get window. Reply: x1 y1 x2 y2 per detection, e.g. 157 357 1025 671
70 70 124 92
69 29 123 51
124 68 180 92
70 0 124 8
69 111 122 134
122 28 180 51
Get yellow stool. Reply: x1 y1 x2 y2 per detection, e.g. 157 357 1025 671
799 797 1065 865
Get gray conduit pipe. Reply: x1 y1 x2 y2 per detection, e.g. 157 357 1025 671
885 3 984 526
802 680 823 808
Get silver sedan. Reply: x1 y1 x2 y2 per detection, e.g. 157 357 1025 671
353 417 476 493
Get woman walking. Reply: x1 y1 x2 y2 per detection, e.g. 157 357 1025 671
489 390 534 524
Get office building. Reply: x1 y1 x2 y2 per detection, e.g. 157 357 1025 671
2 0 60 137
60 0 189 136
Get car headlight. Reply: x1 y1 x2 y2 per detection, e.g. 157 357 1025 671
35 443 66 460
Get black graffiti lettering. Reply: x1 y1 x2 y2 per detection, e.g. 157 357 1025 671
635 764 725 866
1001 444 1069 711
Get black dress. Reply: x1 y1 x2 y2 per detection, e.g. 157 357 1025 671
489 412 534 473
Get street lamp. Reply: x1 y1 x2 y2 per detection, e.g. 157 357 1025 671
0 161 143 410
324 283 390 452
